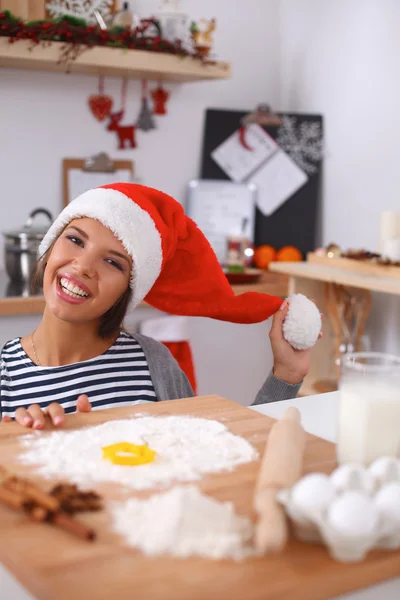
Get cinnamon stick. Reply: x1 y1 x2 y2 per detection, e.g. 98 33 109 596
29 505 48 522
4 477 59 512
0 467 96 542
52 512 96 541
0 485 27 511
0 465 10 485
29 505 96 541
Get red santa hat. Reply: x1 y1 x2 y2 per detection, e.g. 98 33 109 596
39 183 320 346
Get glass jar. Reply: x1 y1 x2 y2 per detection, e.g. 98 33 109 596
337 352 400 465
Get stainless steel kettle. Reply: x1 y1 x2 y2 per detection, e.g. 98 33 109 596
3 208 53 283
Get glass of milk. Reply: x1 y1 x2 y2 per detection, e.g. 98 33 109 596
337 352 400 465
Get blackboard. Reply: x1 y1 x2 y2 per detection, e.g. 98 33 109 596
200 109 323 256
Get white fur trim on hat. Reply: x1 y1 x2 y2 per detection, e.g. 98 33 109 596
283 293 321 350
39 188 163 309
140 316 190 342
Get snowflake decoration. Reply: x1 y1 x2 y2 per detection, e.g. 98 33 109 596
277 116 324 175
46 0 113 23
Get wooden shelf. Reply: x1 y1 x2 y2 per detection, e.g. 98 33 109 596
0 273 288 316
0 296 45 317
269 261 400 295
0 38 231 82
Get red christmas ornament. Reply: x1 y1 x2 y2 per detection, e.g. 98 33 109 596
151 84 169 115
89 95 113 121
106 80 136 150
107 111 137 150
88 76 113 122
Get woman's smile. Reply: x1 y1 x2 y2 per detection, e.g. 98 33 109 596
56 273 92 304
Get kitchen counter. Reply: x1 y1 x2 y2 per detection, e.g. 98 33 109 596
1 391 399 599
0 271 45 316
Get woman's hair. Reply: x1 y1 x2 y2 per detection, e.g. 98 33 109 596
32 242 132 339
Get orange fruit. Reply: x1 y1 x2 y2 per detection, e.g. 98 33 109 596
253 245 277 269
276 246 303 262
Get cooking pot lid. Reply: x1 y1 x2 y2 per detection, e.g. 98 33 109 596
4 208 54 239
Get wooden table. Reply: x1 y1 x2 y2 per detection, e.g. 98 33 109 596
269 255 400 396
1 395 400 600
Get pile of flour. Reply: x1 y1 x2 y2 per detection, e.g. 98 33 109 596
112 485 255 560
19 415 258 490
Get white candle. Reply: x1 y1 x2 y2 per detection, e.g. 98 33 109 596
379 211 400 253
383 238 400 261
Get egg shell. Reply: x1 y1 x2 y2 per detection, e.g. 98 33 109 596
276 488 321 542
331 464 374 495
319 526 373 563
280 466 400 563
290 473 335 519
368 457 400 487
375 482 400 530
326 491 378 537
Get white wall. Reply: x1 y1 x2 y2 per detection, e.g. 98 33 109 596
278 0 400 354
0 0 281 404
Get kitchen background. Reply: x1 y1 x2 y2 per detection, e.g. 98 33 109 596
1 0 400 405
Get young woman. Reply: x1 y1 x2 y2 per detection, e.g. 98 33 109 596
0 183 319 429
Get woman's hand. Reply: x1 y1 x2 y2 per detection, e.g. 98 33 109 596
2 394 92 428
269 300 323 385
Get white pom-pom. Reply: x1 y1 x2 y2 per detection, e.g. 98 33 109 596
282 293 321 350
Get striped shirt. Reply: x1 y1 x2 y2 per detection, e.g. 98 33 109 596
0 332 156 418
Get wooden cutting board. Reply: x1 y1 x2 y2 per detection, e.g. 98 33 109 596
0 395 399 600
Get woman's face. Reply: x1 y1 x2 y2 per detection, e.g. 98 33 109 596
43 218 132 327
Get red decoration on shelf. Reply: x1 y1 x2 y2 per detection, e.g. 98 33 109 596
151 84 169 115
88 76 113 121
0 12 221 70
106 79 136 150
107 111 136 149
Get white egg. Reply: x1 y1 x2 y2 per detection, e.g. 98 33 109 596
369 457 400 486
291 473 335 518
327 491 378 537
331 464 374 495
374 482 400 530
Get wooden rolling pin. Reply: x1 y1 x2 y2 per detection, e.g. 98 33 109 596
254 407 306 554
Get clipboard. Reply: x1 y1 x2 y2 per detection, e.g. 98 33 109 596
63 153 134 207
186 179 257 264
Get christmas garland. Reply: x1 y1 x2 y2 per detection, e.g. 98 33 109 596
0 10 207 66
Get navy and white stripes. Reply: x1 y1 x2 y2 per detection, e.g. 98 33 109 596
0 332 156 418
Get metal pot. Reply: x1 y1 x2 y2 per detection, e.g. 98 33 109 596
3 208 53 284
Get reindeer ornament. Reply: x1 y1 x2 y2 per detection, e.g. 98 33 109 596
107 110 137 149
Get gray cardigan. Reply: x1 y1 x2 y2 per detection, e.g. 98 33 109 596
133 333 301 406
